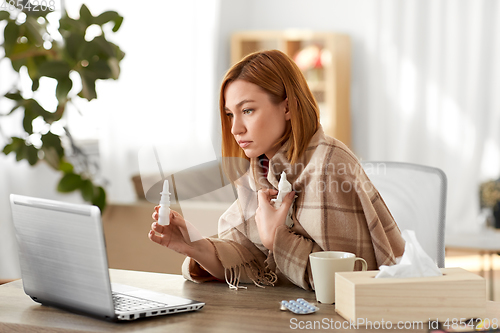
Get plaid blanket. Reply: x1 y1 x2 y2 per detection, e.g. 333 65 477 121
182 127 405 290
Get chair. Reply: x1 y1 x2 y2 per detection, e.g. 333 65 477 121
361 161 447 268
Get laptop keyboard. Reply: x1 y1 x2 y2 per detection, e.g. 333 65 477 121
112 293 167 313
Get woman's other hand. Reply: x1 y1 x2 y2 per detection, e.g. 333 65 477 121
255 189 295 251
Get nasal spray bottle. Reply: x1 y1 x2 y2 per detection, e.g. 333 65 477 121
158 179 170 225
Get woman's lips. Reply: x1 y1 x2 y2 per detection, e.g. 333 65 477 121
238 141 252 148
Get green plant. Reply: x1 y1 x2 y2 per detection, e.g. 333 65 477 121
0 4 125 212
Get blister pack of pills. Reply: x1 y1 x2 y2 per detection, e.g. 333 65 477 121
280 298 319 314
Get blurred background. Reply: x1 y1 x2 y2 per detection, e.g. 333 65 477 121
1 0 499 298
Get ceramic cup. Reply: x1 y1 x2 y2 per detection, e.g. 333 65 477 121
309 251 368 304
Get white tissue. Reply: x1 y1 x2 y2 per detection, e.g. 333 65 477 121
270 171 295 228
375 230 442 278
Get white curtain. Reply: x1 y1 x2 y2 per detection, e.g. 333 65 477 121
359 0 500 233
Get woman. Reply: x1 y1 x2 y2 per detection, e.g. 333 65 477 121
149 50 404 290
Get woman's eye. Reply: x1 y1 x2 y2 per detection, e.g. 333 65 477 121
225 113 233 118
242 109 253 115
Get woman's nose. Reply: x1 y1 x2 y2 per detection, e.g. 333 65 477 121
231 115 245 136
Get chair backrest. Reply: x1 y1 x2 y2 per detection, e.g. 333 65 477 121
361 161 447 268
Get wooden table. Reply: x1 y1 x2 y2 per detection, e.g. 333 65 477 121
446 229 500 300
0 269 499 333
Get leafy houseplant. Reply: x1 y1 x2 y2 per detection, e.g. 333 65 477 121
0 4 125 212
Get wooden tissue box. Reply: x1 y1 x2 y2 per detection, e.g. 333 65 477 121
335 267 486 323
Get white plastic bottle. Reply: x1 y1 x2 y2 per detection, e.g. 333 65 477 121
158 179 170 225
271 171 295 228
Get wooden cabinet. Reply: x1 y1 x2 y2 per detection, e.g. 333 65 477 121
231 30 351 148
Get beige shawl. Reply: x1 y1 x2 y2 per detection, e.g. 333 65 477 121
182 127 405 290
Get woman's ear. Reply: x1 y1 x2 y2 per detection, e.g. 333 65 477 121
283 98 291 121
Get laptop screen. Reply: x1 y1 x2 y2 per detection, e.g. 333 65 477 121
10 194 116 319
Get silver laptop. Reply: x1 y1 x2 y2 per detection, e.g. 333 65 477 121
10 194 205 321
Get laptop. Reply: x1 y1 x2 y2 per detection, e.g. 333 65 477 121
9 194 205 321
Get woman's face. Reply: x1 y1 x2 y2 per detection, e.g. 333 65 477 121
224 80 290 159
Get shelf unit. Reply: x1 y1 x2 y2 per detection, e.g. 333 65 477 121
231 30 351 148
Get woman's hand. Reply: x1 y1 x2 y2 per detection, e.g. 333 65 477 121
149 206 225 280
149 207 195 257
255 189 295 251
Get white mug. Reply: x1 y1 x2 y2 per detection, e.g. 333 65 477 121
309 251 368 304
